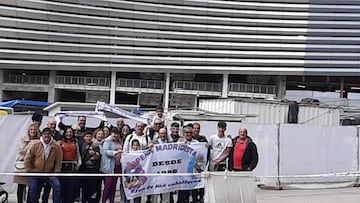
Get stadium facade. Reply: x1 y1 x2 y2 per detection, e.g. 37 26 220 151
1 0 360 109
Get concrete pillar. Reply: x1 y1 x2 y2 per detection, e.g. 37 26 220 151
137 93 141 106
163 72 170 111
340 77 345 98
110 71 116 105
276 75 287 100
0 69 3 101
194 95 198 110
222 73 229 98
47 70 56 103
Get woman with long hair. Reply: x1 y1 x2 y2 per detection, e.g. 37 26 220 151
121 124 131 145
92 128 105 202
93 128 105 145
57 127 81 203
102 126 111 139
14 124 40 203
100 128 123 203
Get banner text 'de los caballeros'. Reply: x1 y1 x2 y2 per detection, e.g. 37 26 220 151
121 143 207 199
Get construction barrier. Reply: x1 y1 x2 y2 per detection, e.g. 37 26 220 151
205 171 257 203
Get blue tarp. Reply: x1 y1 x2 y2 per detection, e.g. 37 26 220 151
0 100 51 108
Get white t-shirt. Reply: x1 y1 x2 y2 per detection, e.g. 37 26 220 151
123 132 151 153
208 134 233 163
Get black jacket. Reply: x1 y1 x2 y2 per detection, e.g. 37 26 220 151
228 136 258 171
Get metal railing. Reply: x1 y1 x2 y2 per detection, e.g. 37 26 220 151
116 78 164 89
4 74 49 84
56 75 110 87
172 81 221 92
229 83 276 95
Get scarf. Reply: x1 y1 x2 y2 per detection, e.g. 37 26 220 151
40 136 52 160
55 111 107 121
96 101 147 123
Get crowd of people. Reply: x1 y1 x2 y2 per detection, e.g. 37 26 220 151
14 105 259 203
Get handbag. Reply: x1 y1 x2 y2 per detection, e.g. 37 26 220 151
62 162 76 172
14 161 25 172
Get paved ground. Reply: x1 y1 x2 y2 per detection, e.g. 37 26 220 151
4 187 360 202
256 187 360 203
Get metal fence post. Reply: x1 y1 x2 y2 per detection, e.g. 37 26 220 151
277 123 282 189
355 126 360 186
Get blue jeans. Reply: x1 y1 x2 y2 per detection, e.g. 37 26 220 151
29 177 61 203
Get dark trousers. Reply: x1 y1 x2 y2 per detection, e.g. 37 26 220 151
177 190 190 203
80 176 100 203
17 183 51 203
191 188 205 203
39 182 51 203
79 167 101 203
17 184 30 203
95 178 102 203
125 196 141 203
60 177 77 203
216 164 227 171
169 192 174 203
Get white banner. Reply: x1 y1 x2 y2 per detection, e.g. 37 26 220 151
96 101 148 124
55 111 107 121
121 143 207 199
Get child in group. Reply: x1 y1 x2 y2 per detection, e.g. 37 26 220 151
130 139 140 152
80 131 101 203
124 139 142 203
